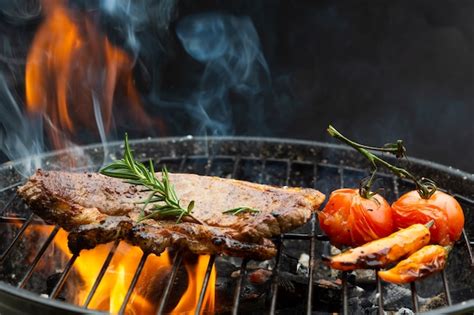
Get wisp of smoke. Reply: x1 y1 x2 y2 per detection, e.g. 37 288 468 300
176 13 270 136
0 75 43 176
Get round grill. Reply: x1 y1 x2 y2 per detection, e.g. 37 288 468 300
0 137 472 314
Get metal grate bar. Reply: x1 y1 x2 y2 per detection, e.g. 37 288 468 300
462 229 474 267
284 159 291 186
305 161 320 315
306 213 317 315
341 271 348 315
0 215 34 223
231 157 241 179
17 225 60 289
258 159 266 184
231 259 248 315
410 282 419 312
0 213 34 262
0 182 25 194
338 167 349 315
394 178 420 312
268 159 291 313
229 156 245 313
157 156 208 315
338 166 344 188
269 237 283 314
194 255 216 315
452 193 474 205
118 252 149 315
156 253 183 315
392 177 400 199
281 233 311 240
441 269 452 305
281 233 328 241
0 194 18 215
449 196 474 268
178 156 187 172
83 240 120 308
204 156 213 175
376 271 384 315
49 253 79 299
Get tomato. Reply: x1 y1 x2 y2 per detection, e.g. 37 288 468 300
391 190 464 245
318 189 394 248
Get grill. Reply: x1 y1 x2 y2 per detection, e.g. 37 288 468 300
0 137 473 314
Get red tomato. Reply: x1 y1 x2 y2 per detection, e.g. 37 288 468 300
319 188 394 247
392 190 464 245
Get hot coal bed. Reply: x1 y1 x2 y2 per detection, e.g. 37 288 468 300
0 137 473 315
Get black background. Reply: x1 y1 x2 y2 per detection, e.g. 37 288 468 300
0 0 473 173
168 0 474 172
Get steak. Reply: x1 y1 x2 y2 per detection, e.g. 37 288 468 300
18 169 325 260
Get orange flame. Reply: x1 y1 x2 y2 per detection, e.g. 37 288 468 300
25 0 153 150
22 224 216 314
110 264 126 313
171 256 216 314
21 0 215 312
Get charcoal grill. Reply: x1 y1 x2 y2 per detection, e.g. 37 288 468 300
0 137 473 314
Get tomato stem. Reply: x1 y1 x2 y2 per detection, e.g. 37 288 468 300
327 125 437 199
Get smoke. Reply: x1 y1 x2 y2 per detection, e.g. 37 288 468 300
92 93 112 168
0 75 43 176
175 13 270 136
97 0 177 58
95 5 272 136
0 1 272 176
0 0 41 22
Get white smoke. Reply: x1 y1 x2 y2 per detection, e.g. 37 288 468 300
175 13 270 135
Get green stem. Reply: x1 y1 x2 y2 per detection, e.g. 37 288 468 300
138 207 204 225
327 125 437 199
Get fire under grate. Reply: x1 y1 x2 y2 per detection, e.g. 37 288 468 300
0 137 473 314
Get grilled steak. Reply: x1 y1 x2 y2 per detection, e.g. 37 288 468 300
18 170 325 260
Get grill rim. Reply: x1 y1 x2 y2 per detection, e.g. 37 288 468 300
0 136 473 314
0 281 101 314
1 136 473 185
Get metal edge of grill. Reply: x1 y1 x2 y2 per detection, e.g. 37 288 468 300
0 136 473 315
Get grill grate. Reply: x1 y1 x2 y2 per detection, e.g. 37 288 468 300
0 139 473 314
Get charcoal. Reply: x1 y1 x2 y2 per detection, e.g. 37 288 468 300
419 293 447 312
369 284 426 311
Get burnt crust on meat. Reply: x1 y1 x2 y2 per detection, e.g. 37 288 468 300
67 216 277 260
18 169 325 260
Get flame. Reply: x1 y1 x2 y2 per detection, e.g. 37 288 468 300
25 0 153 151
171 256 217 314
110 264 126 313
22 224 216 314
21 0 216 312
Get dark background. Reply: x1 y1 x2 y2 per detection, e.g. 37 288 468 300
0 0 473 172
165 0 474 172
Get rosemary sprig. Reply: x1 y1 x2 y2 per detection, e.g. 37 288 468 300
99 134 202 224
223 207 260 215
327 125 437 199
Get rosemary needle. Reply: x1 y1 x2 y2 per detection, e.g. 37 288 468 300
223 207 260 215
100 134 202 224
